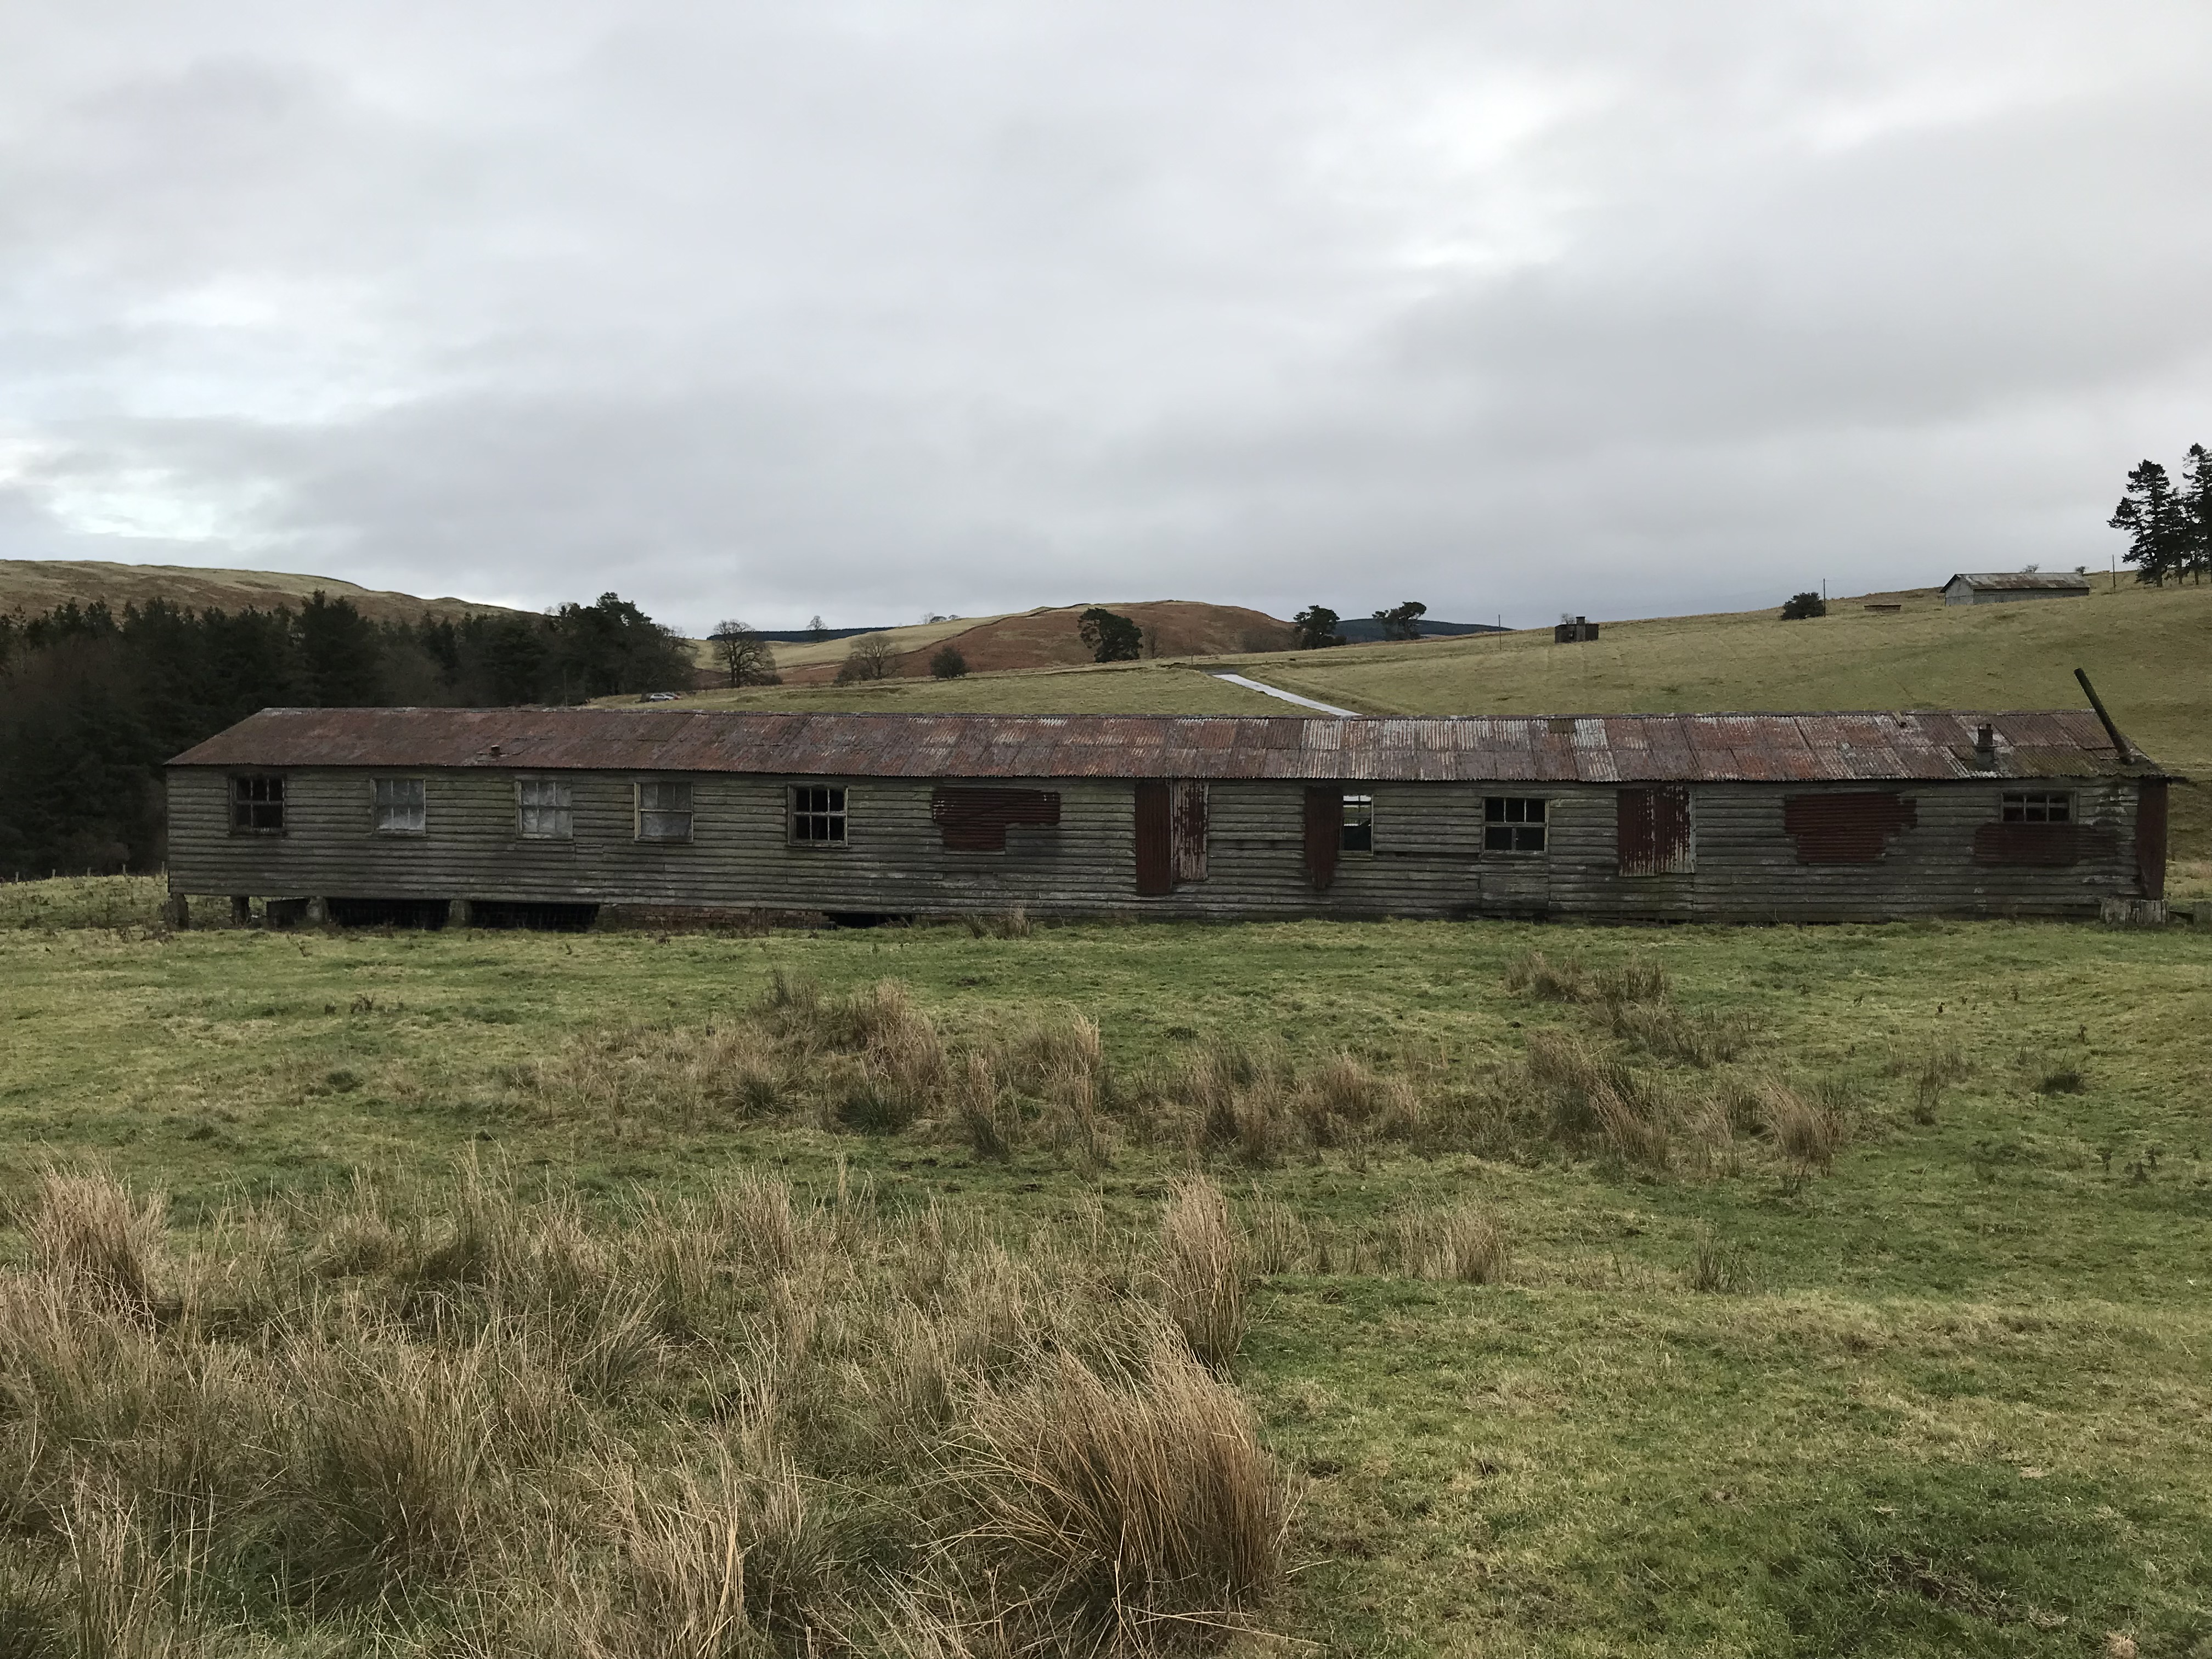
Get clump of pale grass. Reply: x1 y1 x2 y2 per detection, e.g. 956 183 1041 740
1761 1081 1848 1176
1503 949 1588 1002
1685 1225 1754 1294
1600 1001 1753 1067
1393 1205 1509 1284
949 1328 1294 1651
19 1169 167 1314
1242 1190 1311 1277
961 907 1032 939
1156 1177 1246 1370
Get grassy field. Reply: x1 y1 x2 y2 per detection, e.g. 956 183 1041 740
2 876 2209 1655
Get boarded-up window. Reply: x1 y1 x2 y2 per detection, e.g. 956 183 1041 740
1303 787 1340 890
1972 821 2114 867
1172 782 1209 883
1617 786 1691 874
1135 781 1171 895
932 787 1062 851
1780 792 1916 862
2137 778 2168 900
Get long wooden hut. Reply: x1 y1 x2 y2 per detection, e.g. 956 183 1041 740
164 706 2171 926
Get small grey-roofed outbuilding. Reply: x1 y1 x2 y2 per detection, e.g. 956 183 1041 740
1943 572 2093 606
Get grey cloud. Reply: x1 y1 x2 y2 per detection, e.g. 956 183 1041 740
2 1 2209 634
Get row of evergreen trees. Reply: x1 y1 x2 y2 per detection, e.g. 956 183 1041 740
2109 445 2212 585
0 591 695 877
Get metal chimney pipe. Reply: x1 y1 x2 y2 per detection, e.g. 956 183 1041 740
2073 669 2137 765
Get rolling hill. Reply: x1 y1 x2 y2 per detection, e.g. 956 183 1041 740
0 560 525 624
723 600 1295 685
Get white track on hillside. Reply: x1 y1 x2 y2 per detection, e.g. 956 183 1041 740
1210 674 1358 718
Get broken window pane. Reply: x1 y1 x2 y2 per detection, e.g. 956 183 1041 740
2001 792 2070 823
517 778 573 839
374 777 425 834
791 785 847 845
637 780 694 842
1340 793 1374 854
230 775 285 833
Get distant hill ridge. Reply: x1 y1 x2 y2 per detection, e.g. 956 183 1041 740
0 560 525 625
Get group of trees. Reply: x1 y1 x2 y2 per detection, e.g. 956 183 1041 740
2109 446 2212 585
0 590 694 876
1291 601 1426 649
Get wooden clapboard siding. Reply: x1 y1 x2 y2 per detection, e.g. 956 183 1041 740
166 768 2151 921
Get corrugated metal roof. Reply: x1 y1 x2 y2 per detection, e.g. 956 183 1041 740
167 707 2169 783
1942 572 2094 591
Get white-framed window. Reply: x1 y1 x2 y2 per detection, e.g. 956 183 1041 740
636 780 694 842
1340 793 1374 853
229 775 286 834
2001 792 2071 823
790 785 847 845
1485 795 1547 854
517 777 574 840
373 777 426 835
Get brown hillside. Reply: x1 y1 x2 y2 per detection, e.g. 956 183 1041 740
774 601 1293 685
0 560 525 624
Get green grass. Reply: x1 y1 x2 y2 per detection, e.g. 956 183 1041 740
3 879 2210 1654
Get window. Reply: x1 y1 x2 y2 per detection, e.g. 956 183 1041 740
2001 792 2070 823
230 775 285 833
1484 795 1547 854
517 778 573 839
636 780 694 842
1340 793 1374 854
373 777 426 835
791 785 847 845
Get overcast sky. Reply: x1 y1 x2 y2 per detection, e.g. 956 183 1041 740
3 2 2209 634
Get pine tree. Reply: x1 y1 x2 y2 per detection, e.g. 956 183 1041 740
2180 443 2212 585
2108 459 2189 586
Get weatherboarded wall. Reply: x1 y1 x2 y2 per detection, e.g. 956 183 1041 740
167 766 2153 921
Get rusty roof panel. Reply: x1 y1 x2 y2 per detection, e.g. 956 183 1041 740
167 707 2169 785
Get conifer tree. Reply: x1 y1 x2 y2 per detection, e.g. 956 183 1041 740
2180 443 2212 585
2108 459 2189 586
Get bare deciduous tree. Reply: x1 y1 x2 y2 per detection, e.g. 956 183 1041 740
835 633 896 684
709 619 778 687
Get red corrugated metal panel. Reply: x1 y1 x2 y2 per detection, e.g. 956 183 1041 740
2137 779 2167 899
1134 781 1171 896
166 706 2165 785
1302 787 1339 890
1617 786 1692 874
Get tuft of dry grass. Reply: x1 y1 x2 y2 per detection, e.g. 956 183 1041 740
1762 1081 1849 1176
1503 949 1588 1002
1156 1177 1246 1371
961 907 1032 939
950 1327 1294 1651
19 1169 167 1316
1394 1205 1510 1284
